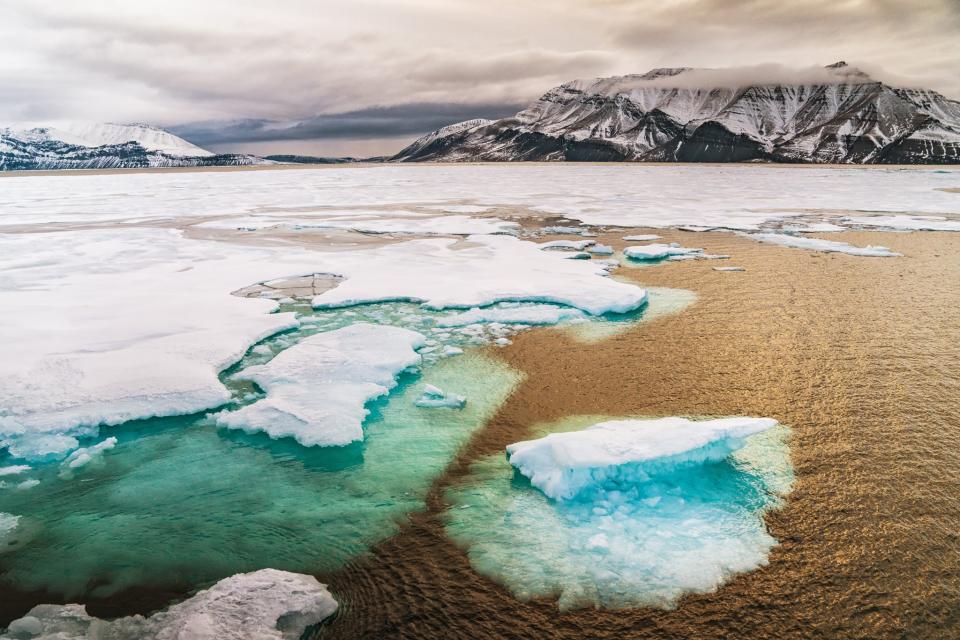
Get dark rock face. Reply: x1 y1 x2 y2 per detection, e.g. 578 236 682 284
392 64 960 164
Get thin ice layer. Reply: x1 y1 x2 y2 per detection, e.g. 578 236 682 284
744 233 902 256
216 324 425 447
507 417 778 500
0 569 337 640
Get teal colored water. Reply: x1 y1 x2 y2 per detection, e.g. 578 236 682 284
0 293 694 601
444 415 794 610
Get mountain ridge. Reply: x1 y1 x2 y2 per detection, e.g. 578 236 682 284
393 63 960 164
0 123 269 170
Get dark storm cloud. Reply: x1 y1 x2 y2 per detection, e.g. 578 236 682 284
169 102 524 145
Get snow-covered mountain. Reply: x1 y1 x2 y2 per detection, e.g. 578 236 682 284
0 122 269 170
393 63 960 164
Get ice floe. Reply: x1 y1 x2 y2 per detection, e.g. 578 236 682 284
839 215 960 232
445 416 793 610
586 243 614 255
414 384 467 409
0 569 338 640
216 324 425 447
507 417 778 500
745 233 902 257
537 239 596 251
0 228 645 461
623 243 703 261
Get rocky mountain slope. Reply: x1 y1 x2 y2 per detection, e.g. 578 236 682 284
0 123 268 170
393 63 960 164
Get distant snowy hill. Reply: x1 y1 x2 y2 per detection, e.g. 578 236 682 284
0 122 269 170
393 63 960 164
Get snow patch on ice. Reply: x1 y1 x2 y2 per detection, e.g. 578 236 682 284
216 324 425 447
0 569 337 640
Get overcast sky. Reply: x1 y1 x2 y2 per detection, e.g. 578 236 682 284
2 0 958 156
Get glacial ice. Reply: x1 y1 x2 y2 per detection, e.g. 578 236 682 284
215 324 425 447
0 569 338 640
445 416 793 610
745 233 902 256
506 417 778 500
623 243 703 261
414 384 467 409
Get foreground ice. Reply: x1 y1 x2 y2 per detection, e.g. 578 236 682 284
745 233 902 257
445 416 793 610
507 417 778 500
216 324 424 447
0 228 644 462
1 569 337 640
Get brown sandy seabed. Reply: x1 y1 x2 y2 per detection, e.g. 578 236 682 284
307 229 960 640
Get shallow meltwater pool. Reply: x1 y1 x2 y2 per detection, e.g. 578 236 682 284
0 290 704 619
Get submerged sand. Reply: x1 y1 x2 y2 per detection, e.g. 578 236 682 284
314 229 960 639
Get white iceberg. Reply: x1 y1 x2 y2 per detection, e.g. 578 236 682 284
216 324 425 447
744 233 902 257
507 417 778 500
414 384 467 409
0 569 338 640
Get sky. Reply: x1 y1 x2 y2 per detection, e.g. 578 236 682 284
2 0 959 157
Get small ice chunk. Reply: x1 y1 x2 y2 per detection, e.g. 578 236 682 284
541 226 593 235
16 479 40 491
586 244 614 255
538 240 596 251
0 569 338 640
563 251 592 260
622 234 661 241
713 266 745 272
0 465 30 477
623 243 703 261
59 437 118 477
442 346 464 357
414 384 467 409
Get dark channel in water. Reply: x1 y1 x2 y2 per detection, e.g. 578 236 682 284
313 229 960 640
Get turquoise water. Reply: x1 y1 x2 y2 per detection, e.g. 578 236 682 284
0 294 699 600
444 415 794 611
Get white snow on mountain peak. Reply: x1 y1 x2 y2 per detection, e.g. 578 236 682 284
37 122 214 157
